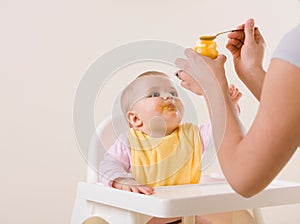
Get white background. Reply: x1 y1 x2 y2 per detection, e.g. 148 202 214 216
1 0 300 223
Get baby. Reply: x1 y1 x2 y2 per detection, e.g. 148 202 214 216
99 71 254 224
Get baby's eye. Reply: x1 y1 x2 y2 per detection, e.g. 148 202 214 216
170 91 178 97
149 92 160 97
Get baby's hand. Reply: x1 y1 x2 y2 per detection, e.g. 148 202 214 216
112 177 154 195
229 84 242 114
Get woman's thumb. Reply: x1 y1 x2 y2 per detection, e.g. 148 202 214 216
244 18 255 44
216 54 227 65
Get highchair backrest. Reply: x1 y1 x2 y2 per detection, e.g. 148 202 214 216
87 114 129 183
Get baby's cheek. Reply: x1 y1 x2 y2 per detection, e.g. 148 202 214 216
175 100 184 110
178 105 185 116
151 99 165 111
146 100 164 113
157 104 166 112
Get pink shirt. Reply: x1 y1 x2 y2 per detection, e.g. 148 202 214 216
99 123 212 186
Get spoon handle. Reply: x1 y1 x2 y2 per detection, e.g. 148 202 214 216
216 27 258 37
216 28 245 37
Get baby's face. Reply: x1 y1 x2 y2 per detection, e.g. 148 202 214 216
128 75 184 136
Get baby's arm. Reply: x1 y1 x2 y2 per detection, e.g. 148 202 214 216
99 135 154 195
99 152 133 186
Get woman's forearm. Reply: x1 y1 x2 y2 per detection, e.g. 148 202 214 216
203 86 266 197
204 59 300 197
238 67 266 101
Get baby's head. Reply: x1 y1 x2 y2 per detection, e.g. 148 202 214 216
121 71 184 137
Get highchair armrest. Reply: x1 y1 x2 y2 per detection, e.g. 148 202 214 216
75 179 300 218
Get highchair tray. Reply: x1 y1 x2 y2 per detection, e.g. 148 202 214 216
76 177 300 218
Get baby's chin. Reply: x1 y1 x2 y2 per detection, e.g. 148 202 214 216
148 117 181 136
166 119 182 132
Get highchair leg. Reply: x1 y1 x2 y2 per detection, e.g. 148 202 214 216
71 198 94 224
252 208 265 224
72 197 152 224
92 202 152 224
182 215 195 224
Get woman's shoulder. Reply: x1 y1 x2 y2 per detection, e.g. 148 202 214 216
280 24 300 44
272 24 300 68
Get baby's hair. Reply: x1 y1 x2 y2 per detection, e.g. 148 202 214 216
120 71 169 116
136 70 168 79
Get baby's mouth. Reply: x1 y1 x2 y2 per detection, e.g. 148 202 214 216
162 103 176 111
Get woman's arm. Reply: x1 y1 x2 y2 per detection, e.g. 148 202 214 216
218 59 300 197
176 49 300 197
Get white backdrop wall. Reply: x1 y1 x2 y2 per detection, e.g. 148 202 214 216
1 0 300 223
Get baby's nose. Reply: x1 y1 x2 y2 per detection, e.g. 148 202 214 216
161 93 174 100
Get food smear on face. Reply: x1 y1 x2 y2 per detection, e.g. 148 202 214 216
162 104 176 111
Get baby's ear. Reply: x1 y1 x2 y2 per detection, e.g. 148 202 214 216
127 111 142 128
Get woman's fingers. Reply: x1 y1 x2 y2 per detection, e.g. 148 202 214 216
175 58 189 71
254 28 266 47
215 54 227 64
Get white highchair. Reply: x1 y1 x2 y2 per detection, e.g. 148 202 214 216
71 114 300 224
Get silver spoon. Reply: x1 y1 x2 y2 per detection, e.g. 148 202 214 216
199 28 245 41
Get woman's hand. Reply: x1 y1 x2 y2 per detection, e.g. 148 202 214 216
176 70 204 95
226 18 266 100
175 49 229 96
176 69 242 114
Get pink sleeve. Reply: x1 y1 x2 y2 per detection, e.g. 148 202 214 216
199 122 217 170
98 133 133 186
106 133 132 165
199 122 213 153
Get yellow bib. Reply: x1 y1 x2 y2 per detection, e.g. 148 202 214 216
128 123 202 187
